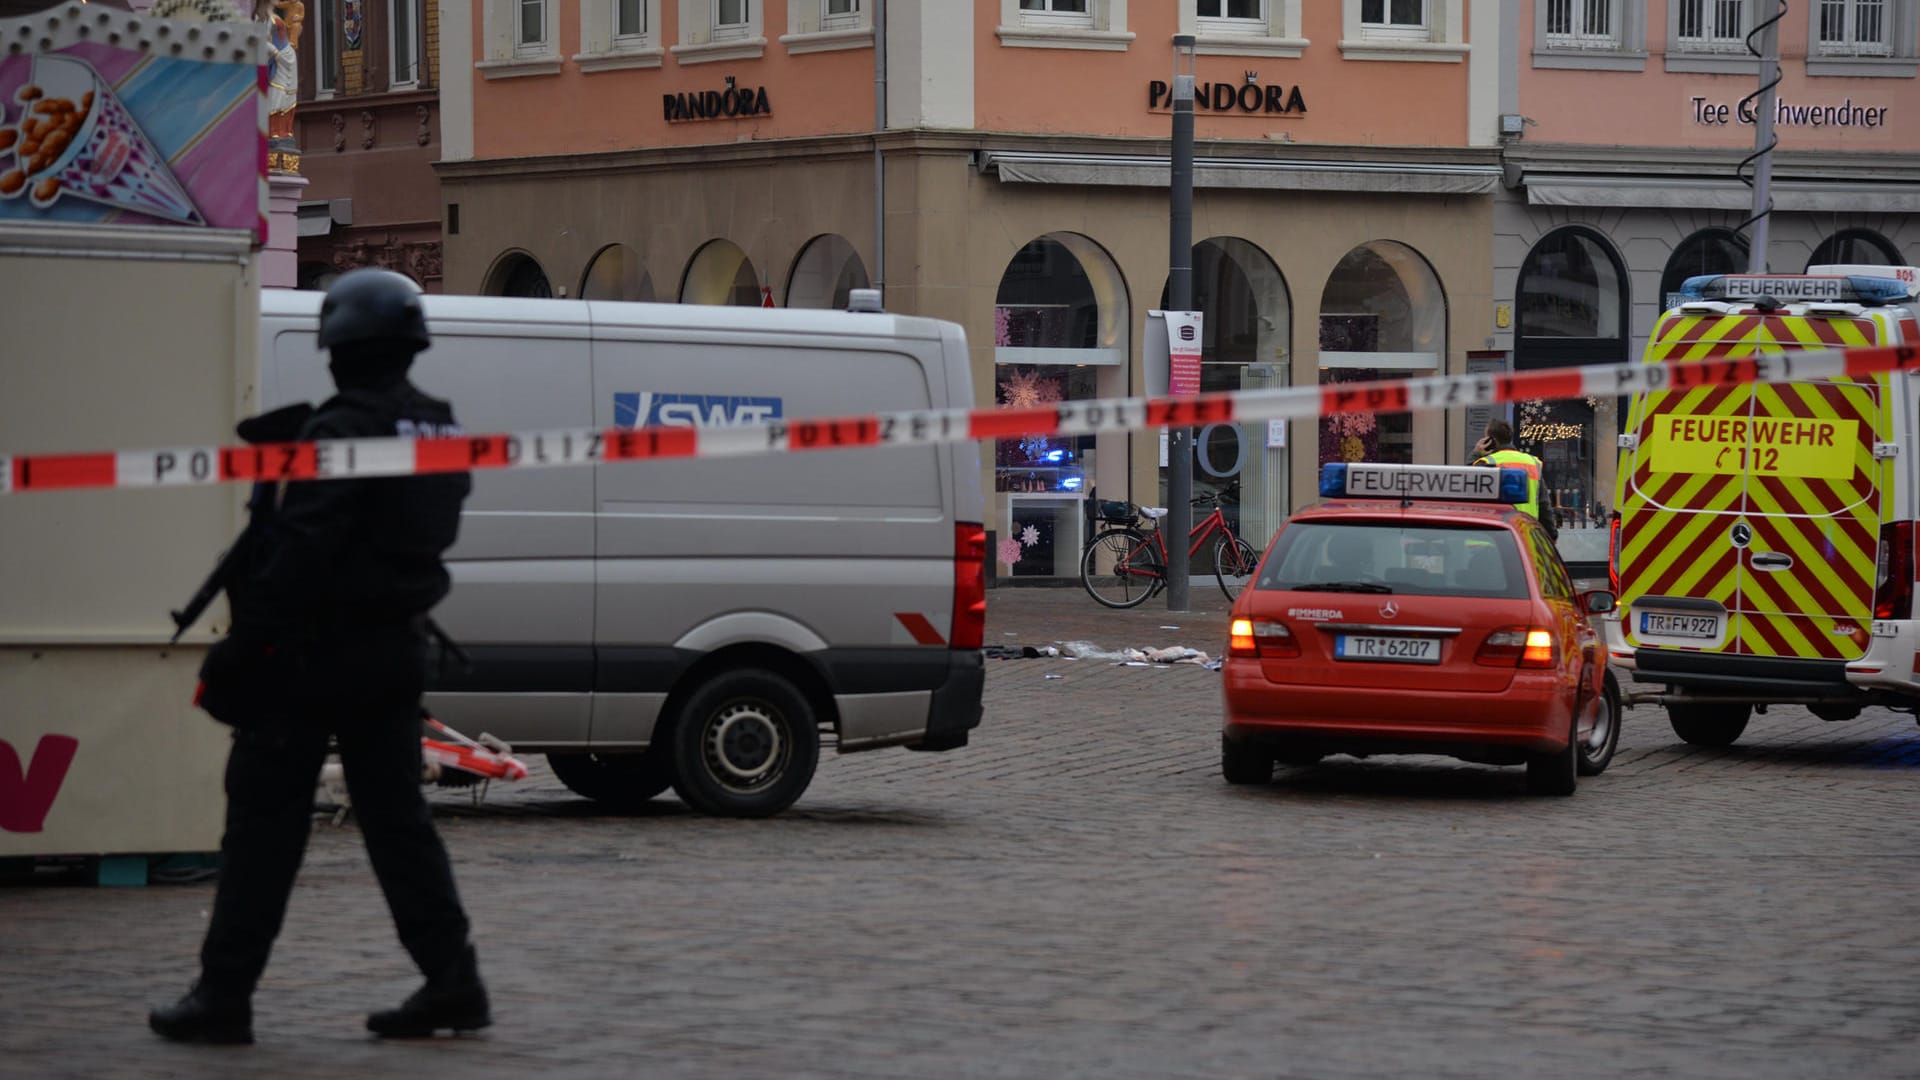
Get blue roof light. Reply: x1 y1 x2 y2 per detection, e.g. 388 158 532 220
1318 463 1349 498
1677 273 1908 305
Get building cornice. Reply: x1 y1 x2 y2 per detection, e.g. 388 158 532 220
435 130 1502 184
1503 143 1920 185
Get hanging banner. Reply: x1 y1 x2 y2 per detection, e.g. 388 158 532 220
1165 311 1204 396
0 7 270 242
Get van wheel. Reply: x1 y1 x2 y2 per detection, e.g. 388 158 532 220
1667 703 1750 748
1525 710 1578 796
545 748 675 810
1577 669 1622 776
670 670 820 818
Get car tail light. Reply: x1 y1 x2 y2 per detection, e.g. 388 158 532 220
1229 618 1298 659
1478 626 1555 669
1873 520 1915 621
951 523 987 650
1608 511 1622 595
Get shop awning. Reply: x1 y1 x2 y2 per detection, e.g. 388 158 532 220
976 151 1502 196
297 199 354 238
1524 175 1920 213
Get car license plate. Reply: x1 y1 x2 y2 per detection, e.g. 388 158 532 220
1640 612 1718 639
1334 635 1440 664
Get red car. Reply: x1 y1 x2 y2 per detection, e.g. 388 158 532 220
1221 463 1621 795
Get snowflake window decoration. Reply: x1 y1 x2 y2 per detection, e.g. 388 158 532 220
999 368 1065 461
996 535 1024 568
1020 524 1041 548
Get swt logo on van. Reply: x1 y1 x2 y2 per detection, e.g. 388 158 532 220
613 392 784 429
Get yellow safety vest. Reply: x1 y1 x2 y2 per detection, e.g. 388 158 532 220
1477 448 1544 520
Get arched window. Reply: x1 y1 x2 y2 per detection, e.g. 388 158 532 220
1318 241 1446 468
785 234 870 310
680 240 762 306
1659 228 1748 310
580 244 654 302
1157 237 1291 548
484 251 554 298
1515 226 1630 553
1808 228 1902 269
992 233 1128 580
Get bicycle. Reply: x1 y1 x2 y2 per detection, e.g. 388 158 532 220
1079 492 1261 609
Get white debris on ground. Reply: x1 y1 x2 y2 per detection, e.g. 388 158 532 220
988 641 1221 670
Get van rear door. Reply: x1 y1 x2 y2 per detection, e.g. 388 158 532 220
1620 311 1889 661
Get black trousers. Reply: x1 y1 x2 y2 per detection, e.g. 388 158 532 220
198 629 471 997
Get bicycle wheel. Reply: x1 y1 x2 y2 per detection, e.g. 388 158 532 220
1081 528 1164 609
1213 535 1259 601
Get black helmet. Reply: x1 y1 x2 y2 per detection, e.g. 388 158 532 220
318 268 430 352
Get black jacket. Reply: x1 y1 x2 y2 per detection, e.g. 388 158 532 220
242 379 472 635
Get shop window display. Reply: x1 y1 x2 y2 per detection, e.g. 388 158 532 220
1515 227 1630 571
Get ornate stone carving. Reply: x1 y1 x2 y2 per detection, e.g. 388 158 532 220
360 110 376 150
330 112 345 152
331 238 444 284
416 105 432 147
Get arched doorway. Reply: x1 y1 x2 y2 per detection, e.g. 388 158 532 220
992 233 1128 579
1157 237 1291 549
1515 226 1630 561
580 243 655 302
1660 228 1748 310
1808 228 1902 269
680 240 762 306
1317 241 1446 468
484 250 554 298
786 234 870 309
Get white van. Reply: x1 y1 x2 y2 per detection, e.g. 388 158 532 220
258 290 987 817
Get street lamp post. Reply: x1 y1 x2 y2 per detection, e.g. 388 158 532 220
1165 34 1196 612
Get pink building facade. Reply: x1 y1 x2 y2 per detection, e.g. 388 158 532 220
1492 0 1919 562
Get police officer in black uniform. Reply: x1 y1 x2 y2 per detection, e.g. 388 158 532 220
150 269 488 1044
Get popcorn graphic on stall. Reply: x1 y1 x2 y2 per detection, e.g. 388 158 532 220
0 54 203 224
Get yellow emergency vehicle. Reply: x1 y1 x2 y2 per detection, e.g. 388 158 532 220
1606 265 1920 747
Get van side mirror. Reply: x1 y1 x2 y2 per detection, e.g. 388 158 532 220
1582 590 1617 615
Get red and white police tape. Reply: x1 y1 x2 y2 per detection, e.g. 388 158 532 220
3 340 1916 496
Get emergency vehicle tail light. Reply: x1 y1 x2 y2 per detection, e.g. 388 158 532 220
1872 520 1915 622
1477 626 1555 669
951 523 987 650
1608 511 1622 596
1679 273 1911 306
1229 618 1298 659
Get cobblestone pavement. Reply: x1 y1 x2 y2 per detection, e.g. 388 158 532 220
4 586 1919 1079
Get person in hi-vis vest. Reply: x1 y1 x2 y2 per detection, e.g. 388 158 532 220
1472 419 1553 536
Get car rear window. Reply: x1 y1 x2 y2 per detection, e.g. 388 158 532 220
1257 521 1531 599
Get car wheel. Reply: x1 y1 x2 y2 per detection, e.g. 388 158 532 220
670 669 820 818
546 747 675 810
1576 668 1622 776
1525 710 1578 796
1221 736 1273 785
1667 703 1750 748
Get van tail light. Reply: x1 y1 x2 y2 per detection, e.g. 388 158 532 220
1229 618 1299 659
1478 626 1556 669
951 523 987 650
1608 511 1623 595
1872 520 1915 621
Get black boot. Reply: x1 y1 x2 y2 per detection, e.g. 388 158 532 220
367 945 491 1038
149 982 254 1045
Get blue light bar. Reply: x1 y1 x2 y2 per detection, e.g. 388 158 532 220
1319 462 1528 504
1677 274 1908 305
